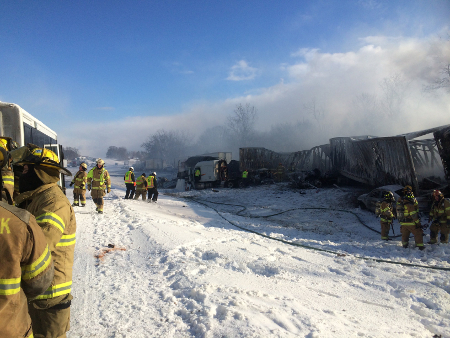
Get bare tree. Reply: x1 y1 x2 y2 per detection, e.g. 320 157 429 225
379 74 406 117
195 126 229 154
424 63 450 93
424 34 450 93
63 147 80 160
106 146 128 160
303 98 325 131
352 93 382 135
142 129 191 165
227 103 257 148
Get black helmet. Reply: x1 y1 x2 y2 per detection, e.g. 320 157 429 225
404 191 415 202
383 191 394 202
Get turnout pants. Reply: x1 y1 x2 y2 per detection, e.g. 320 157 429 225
72 188 86 206
91 189 105 212
429 222 450 244
148 188 158 201
134 189 147 201
380 221 392 239
29 294 72 338
400 225 424 248
125 183 135 199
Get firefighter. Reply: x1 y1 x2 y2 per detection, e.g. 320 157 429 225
87 158 111 214
242 169 249 186
13 144 77 337
397 187 424 250
379 191 395 240
0 137 15 204
428 189 450 244
147 172 158 202
134 173 148 201
194 167 201 182
124 166 136 199
0 146 55 338
70 162 88 207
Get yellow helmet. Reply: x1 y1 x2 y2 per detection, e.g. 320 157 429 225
0 138 7 150
0 147 8 167
15 145 72 176
0 137 18 151
97 158 105 166
80 162 88 169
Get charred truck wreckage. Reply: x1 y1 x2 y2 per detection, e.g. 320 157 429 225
176 125 450 203
239 124 450 194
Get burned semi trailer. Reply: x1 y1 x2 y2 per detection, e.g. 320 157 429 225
330 136 420 192
240 124 449 193
239 145 332 173
434 126 450 184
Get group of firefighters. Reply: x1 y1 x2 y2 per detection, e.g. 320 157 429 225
0 138 161 338
378 185 450 249
123 167 158 202
1 135 450 337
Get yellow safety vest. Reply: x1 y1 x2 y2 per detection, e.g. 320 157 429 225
147 176 155 188
125 171 133 183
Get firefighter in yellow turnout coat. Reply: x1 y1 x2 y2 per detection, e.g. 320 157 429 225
134 173 148 201
379 191 395 240
13 144 77 337
397 187 424 250
0 137 16 204
0 146 55 338
70 162 88 207
87 158 111 214
429 189 450 244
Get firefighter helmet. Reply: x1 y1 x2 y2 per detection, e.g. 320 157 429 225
80 162 88 169
404 191 415 202
152 172 156 176
0 147 8 168
431 189 444 201
15 146 71 176
96 158 105 166
129 167 134 171
403 185 413 194
383 191 394 202
0 138 7 150
0 137 18 151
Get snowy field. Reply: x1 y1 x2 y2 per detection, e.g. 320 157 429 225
66 161 450 338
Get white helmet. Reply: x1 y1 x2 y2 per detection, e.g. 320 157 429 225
129 167 134 171
97 158 105 165
152 172 156 176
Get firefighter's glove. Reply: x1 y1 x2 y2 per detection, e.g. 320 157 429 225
107 187 111 193
87 184 91 191
69 182 74 187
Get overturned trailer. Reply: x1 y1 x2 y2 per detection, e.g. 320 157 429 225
240 144 332 173
240 124 450 193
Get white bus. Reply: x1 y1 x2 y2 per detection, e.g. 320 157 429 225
0 101 67 190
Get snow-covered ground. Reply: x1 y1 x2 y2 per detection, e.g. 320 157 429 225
66 160 450 338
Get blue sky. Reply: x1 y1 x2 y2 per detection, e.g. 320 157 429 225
1 0 449 156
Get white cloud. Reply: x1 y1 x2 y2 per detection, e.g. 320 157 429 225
226 60 258 81
61 33 450 157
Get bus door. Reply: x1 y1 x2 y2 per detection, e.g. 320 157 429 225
44 144 67 194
